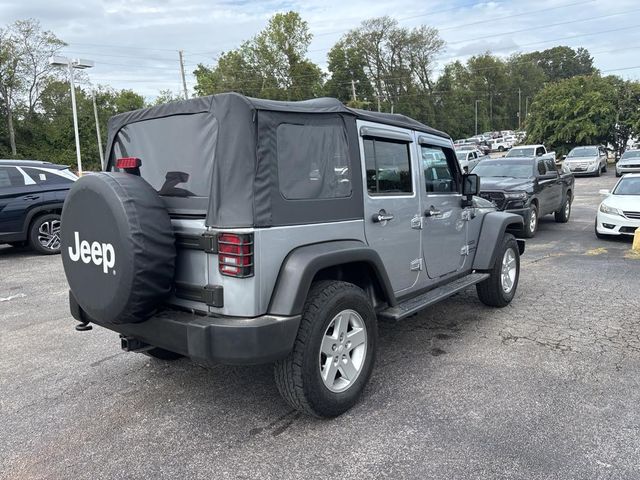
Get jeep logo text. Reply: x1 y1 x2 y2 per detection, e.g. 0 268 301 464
68 231 115 274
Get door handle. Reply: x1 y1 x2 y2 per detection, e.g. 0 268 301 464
372 210 394 223
424 206 442 217
23 195 40 200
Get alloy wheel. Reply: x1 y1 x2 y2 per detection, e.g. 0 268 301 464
319 309 368 393
501 248 517 294
38 219 61 251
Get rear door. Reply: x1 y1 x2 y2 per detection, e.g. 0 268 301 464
358 121 422 294
544 158 563 211
418 137 468 279
0 166 38 236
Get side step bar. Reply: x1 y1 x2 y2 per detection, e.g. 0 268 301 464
378 273 490 321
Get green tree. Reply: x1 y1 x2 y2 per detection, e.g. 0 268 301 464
325 41 373 106
193 11 323 100
521 46 597 83
0 19 65 156
526 75 618 155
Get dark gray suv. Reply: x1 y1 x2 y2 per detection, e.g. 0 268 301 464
61 94 525 417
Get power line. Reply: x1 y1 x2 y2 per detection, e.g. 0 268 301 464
446 8 640 46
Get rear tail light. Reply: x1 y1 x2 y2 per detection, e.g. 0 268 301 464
116 157 141 173
218 233 253 277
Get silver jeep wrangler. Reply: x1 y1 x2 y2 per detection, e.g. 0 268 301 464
61 93 524 417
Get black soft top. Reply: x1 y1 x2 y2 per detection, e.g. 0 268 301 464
106 92 448 144
105 93 450 228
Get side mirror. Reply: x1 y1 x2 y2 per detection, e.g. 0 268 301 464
462 173 480 197
598 189 610 196
562 154 567 160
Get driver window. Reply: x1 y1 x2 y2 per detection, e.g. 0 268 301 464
536 147 545 156
421 145 457 193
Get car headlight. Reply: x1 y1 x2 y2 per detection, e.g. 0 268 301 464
599 203 622 216
504 191 528 200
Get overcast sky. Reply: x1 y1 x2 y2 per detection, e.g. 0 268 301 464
1 0 639 99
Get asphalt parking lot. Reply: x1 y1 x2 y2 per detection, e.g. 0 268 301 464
1 171 639 480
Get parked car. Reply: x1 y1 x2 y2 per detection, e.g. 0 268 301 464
505 144 556 163
615 149 640 177
456 149 489 172
473 156 574 238
595 173 640 238
0 160 77 254
488 137 513 152
61 93 525 418
562 145 608 176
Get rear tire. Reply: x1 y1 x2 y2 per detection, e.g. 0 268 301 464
143 347 183 361
29 213 61 255
274 280 377 418
555 195 571 223
603 163 607 173
522 204 538 238
476 234 520 307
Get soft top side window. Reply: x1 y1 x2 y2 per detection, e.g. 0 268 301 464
277 122 352 200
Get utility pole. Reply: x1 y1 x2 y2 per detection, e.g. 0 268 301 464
351 79 357 103
92 93 104 170
489 93 493 130
518 88 522 130
525 97 530 125
178 50 188 100
475 100 481 136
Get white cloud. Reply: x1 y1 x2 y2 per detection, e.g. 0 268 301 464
1 0 638 99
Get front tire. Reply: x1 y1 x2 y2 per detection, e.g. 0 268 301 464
476 234 520 307
274 280 377 418
555 195 571 223
29 213 61 255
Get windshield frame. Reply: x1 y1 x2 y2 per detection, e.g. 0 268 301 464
567 146 598 158
612 176 640 196
506 147 535 158
472 161 534 179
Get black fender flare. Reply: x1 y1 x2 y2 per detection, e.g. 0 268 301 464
472 212 525 271
267 240 395 316
22 203 64 236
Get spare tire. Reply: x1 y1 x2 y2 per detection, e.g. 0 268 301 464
61 173 176 324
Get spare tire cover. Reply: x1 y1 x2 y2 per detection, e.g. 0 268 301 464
61 172 176 324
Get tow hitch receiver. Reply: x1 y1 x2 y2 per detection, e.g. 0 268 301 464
120 335 150 352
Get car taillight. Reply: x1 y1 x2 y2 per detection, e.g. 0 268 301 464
218 233 253 277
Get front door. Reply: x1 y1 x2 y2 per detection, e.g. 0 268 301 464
359 121 422 294
418 139 468 279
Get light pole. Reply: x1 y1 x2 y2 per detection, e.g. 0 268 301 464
49 56 95 176
475 100 481 136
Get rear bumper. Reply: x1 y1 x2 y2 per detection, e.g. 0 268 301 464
70 294 300 365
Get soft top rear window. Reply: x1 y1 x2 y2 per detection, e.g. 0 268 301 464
110 112 216 199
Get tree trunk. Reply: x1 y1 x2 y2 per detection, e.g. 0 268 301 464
7 103 17 156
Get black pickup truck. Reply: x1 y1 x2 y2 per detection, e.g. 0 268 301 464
473 157 574 238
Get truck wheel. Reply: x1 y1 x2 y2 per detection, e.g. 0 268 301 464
274 280 377 418
476 234 520 307
522 205 538 238
29 213 61 255
498 146 505 152
554 195 571 223
143 347 183 361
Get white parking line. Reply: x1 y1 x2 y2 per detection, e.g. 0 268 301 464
0 293 27 302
